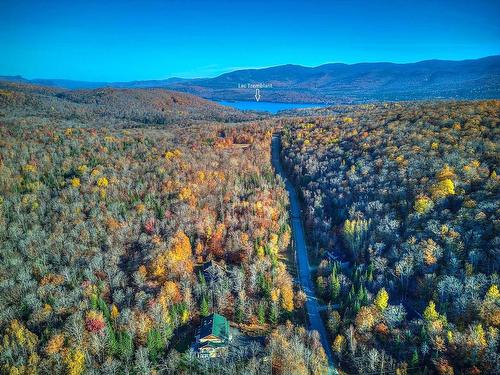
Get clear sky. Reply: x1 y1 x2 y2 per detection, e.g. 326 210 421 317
1 0 499 81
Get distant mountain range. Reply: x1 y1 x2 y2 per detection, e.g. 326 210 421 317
2 56 499 103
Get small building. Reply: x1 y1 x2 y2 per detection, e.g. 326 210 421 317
192 313 231 358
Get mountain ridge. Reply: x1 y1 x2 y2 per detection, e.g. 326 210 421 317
1 55 499 103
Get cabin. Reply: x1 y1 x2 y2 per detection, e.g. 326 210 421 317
192 313 231 358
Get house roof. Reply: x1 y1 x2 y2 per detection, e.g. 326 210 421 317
199 313 229 341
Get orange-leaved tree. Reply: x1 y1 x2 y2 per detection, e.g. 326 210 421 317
151 230 193 279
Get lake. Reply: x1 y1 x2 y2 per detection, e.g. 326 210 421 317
217 100 328 114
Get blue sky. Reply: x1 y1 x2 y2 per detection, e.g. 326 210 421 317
0 0 499 81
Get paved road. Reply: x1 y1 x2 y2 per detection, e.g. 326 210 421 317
271 134 337 374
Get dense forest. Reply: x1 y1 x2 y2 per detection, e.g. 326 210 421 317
1 83 498 375
281 101 499 374
0 84 328 375
0 82 261 128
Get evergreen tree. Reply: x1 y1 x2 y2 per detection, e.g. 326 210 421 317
234 300 244 323
257 303 266 324
269 303 279 325
147 329 165 363
330 272 341 301
200 296 209 317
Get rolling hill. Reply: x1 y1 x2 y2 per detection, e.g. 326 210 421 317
0 82 258 127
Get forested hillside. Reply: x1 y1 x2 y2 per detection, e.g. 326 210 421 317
0 84 327 375
281 101 499 374
0 82 261 127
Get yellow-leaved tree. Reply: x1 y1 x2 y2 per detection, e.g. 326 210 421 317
424 301 439 322
333 334 345 354
414 196 433 214
486 284 499 300
431 179 455 199
65 348 85 375
110 304 119 320
374 288 389 310
281 283 294 312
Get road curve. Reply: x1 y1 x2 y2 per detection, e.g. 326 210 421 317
271 134 337 374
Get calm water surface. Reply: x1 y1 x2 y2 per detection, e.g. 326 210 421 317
217 100 327 114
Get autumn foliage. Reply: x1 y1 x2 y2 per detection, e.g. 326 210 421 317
0 84 301 374
281 101 500 374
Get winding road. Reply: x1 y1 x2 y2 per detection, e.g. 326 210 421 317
271 134 337 375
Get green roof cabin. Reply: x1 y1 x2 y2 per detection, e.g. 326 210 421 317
192 313 231 358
